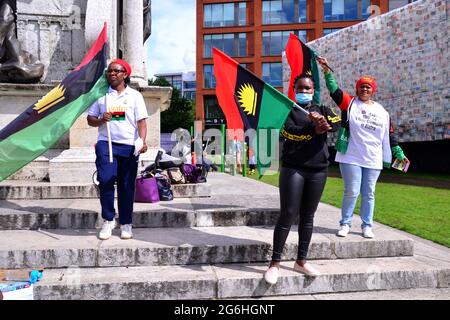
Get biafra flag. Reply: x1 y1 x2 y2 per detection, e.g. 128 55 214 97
0 23 109 182
285 33 321 105
213 48 294 176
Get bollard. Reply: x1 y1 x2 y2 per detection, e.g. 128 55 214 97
221 124 226 173
242 142 247 177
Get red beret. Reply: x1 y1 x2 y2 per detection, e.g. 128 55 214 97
110 59 132 76
356 76 377 94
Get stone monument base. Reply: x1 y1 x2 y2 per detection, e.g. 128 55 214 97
1 83 172 184
47 147 159 183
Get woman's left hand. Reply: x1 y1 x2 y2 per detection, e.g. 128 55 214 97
139 143 148 154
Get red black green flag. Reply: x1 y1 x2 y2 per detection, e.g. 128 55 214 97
213 48 294 176
0 23 109 182
111 112 126 121
285 33 321 105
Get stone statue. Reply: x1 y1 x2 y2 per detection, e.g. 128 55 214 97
143 0 151 43
0 0 44 83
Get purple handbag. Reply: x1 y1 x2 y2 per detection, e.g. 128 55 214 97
135 176 160 203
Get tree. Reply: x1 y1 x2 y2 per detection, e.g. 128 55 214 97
149 77 196 133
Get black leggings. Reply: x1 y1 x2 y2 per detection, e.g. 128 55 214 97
272 166 328 261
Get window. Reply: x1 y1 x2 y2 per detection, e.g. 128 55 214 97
223 34 234 55
389 0 417 11
157 75 182 91
184 81 196 90
204 2 247 27
211 4 223 27
323 28 342 36
223 3 234 26
204 33 247 58
204 5 212 27
204 65 216 89
324 0 371 21
183 91 196 100
262 63 282 87
262 0 307 25
172 80 182 91
204 96 225 124
238 3 246 25
262 30 307 56
238 33 246 57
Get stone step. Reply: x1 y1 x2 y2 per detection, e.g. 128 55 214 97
249 288 450 300
0 206 279 230
32 256 450 300
0 181 210 200
0 226 414 269
0 195 281 230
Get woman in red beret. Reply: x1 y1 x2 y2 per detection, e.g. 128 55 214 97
317 57 407 239
87 59 148 241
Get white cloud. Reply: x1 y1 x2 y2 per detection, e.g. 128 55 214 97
146 0 196 79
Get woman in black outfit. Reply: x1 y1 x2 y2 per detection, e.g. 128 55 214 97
264 74 341 285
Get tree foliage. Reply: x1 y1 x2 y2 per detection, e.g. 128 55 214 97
149 77 195 133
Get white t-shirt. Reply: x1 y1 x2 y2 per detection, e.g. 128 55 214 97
88 86 149 146
335 99 392 170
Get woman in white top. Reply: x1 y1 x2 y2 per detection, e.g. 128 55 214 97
87 59 149 241
318 57 407 239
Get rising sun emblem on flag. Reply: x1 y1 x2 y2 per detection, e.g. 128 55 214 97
33 85 66 114
237 83 258 116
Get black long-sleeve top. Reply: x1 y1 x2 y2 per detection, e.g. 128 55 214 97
281 104 341 170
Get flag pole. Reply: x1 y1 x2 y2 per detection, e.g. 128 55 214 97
221 124 226 173
104 42 113 164
312 50 334 73
293 103 310 116
105 93 113 164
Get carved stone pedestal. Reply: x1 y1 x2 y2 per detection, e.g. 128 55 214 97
0 83 172 183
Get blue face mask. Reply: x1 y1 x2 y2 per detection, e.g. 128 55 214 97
295 93 313 104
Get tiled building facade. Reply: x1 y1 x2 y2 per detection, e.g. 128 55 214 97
286 0 449 143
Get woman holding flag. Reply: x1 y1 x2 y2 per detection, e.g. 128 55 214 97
316 56 407 239
87 59 148 241
264 73 341 285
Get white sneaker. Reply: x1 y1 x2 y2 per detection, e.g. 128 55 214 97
293 262 321 277
337 224 350 237
99 220 116 240
264 266 279 285
120 224 133 240
362 226 375 238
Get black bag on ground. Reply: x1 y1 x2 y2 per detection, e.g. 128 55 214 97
181 164 207 184
155 171 173 201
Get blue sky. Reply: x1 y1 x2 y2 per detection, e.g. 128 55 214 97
146 0 196 79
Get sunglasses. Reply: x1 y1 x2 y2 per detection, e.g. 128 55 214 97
106 68 126 74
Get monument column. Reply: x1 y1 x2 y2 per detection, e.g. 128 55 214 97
122 0 147 85
85 0 118 59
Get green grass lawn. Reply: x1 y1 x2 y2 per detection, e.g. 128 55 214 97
249 170 450 248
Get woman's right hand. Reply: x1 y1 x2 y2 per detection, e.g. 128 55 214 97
101 112 112 123
317 56 331 73
309 112 332 134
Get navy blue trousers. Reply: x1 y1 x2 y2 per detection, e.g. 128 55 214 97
95 141 138 225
